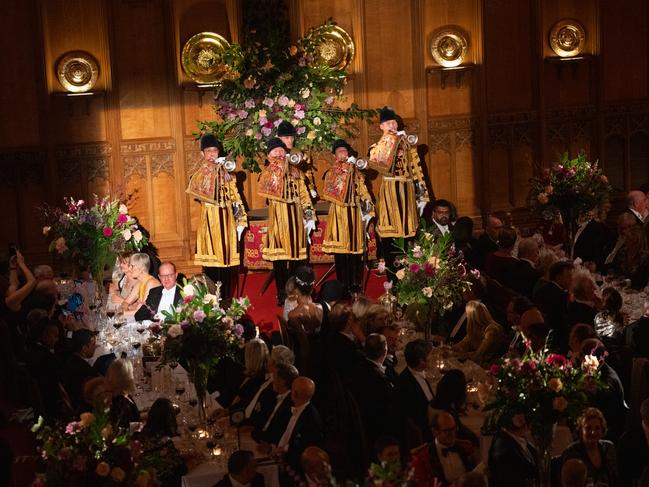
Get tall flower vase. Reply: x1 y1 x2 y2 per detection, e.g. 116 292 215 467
189 360 210 426
559 207 577 256
532 426 554 487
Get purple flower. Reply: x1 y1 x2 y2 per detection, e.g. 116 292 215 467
325 96 334 105
237 110 249 119
298 57 307 67
261 126 272 136
193 310 206 322
294 110 305 120
227 113 237 121
258 116 268 126
409 263 420 273
296 126 306 135
180 320 190 331
278 95 289 106
65 421 81 435
233 324 244 337
244 99 255 109
254 132 262 140
263 97 274 107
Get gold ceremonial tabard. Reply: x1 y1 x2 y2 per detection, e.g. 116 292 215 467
186 163 247 268
369 138 429 238
321 161 374 254
260 156 315 261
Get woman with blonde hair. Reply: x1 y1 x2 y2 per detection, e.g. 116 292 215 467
230 338 269 411
106 358 140 427
110 252 135 303
453 301 506 366
121 253 160 313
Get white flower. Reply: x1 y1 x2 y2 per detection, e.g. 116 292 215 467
119 204 128 214
183 284 196 297
42 226 51 235
203 293 219 306
422 287 433 298
245 128 254 137
300 88 310 98
583 354 599 371
132 230 143 243
395 269 406 280
167 324 183 338
122 229 132 241
313 117 321 126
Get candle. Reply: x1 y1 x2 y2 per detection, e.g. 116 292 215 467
197 429 210 439
211 447 222 457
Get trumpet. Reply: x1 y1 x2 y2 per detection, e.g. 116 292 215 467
395 130 418 145
215 156 236 172
286 150 304 165
347 156 368 170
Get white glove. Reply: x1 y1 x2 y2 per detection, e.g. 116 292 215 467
362 213 372 229
237 225 245 241
310 188 318 199
417 200 427 216
304 220 316 244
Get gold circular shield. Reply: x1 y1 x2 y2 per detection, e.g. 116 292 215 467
430 28 469 67
56 51 100 93
549 19 586 57
181 32 233 84
308 24 355 71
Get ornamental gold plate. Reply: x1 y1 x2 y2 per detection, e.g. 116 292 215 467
549 19 585 57
56 51 100 93
181 32 232 84
430 28 468 68
308 24 355 71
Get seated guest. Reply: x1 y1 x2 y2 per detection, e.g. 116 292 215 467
572 208 612 272
428 199 453 238
506 296 535 353
121 253 160 314
377 325 400 384
605 212 637 272
105 358 140 428
617 225 649 289
594 287 625 350
506 237 541 298
230 339 269 412
625 190 648 225
110 252 135 303
274 376 323 470
141 397 178 439
532 247 560 296
134 261 181 321
431 369 479 449
568 323 597 361
63 329 100 412
533 261 574 354
317 278 345 332
452 301 507 367
580 339 627 442
567 274 599 328
253 362 298 445
363 304 391 336
395 339 435 445
410 410 478 487
626 298 649 358
561 407 618 486
483 227 519 285
488 414 538 486
325 303 365 379
452 217 479 269
474 215 503 270
617 397 649 487
561 458 588 487
375 435 402 465
300 446 333 486
214 450 264 487
351 334 395 447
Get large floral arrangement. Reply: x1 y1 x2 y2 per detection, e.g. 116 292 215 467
41 196 148 294
31 409 178 487
529 151 612 221
392 232 478 315
197 20 376 172
482 347 604 452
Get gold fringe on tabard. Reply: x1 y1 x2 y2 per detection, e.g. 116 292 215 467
376 178 418 238
262 200 308 261
194 203 240 268
322 203 364 254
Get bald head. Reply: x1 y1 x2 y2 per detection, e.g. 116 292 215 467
627 190 648 213
519 308 544 336
485 216 504 240
518 237 539 264
291 376 316 406
301 447 331 482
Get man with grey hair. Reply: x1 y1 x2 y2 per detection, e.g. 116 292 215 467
507 237 541 298
617 397 649 486
626 189 648 225
567 274 598 327
33 265 54 281
252 362 299 444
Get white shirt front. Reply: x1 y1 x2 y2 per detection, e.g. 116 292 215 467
278 401 309 449
435 439 467 483
433 220 450 235
228 474 249 487
156 287 176 320
630 207 645 223
245 376 272 419
409 367 433 402
503 429 535 463
263 390 290 432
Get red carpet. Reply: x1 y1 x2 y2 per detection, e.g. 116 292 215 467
236 264 388 330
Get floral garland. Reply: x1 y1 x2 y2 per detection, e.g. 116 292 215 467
528 151 612 220
197 20 376 172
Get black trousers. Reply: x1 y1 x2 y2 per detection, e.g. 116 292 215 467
273 260 304 303
334 253 363 294
203 266 235 300
381 236 414 284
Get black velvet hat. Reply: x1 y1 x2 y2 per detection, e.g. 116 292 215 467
277 120 297 137
379 106 397 123
200 133 222 152
266 137 288 154
331 139 352 154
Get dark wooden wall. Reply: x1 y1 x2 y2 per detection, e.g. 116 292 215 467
1 0 648 272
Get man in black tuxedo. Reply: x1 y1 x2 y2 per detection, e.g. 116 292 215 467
428 199 454 239
626 299 649 358
507 237 541 298
351 334 395 448
213 450 265 487
567 274 598 328
252 362 298 445
533 261 574 354
274 376 323 470
474 215 503 270
62 329 100 413
395 339 434 446
488 414 539 486
134 261 181 321
325 303 365 380
618 398 649 487
377 325 400 384
572 211 613 271
625 190 648 226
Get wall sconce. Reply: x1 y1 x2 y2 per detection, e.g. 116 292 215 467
426 26 473 89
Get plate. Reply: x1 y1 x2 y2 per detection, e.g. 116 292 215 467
430 28 468 67
56 51 100 93
181 32 234 84
549 19 586 57
307 24 355 71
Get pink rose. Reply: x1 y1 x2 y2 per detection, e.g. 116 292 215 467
488 364 501 375
409 263 420 273
117 213 128 224
546 353 567 367
193 310 206 322
103 227 113 237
